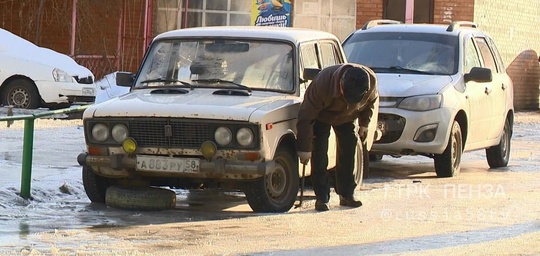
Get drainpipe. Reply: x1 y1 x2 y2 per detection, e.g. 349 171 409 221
144 0 154 51
71 0 77 56
405 0 414 24
117 0 125 70
35 0 44 44
184 0 189 28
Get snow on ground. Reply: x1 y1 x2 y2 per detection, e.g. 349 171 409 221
0 108 539 252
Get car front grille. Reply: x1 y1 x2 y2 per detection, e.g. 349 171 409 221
376 113 406 144
129 119 212 148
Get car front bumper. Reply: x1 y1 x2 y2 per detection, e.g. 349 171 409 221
371 107 453 155
36 80 96 104
77 152 274 180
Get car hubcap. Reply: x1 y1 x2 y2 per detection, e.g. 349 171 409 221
10 88 29 108
266 160 287 199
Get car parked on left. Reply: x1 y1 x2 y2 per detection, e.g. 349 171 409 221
0 28 95 109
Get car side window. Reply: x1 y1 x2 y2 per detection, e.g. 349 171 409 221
463 38 481 74
300 43 320 70
475 37 498 73
486 37 506 73
319 41 342 68
299 42 320 91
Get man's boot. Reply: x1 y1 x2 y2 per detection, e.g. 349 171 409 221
315 199 329 211
339 195 362 208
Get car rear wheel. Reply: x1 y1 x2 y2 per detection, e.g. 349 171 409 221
486 118 512 168
434 121 463 177
244 146 299 213
82 166 114 203
2 79 41 109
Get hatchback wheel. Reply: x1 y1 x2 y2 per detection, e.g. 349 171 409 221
434 121 462 177
486 118 512 168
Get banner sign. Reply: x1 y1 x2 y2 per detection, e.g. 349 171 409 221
252 0 292 27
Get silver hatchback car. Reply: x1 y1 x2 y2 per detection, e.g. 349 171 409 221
343 20 514 177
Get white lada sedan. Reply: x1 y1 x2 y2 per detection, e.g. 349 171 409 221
77 26 378 213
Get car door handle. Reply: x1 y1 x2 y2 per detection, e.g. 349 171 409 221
485 87 492 95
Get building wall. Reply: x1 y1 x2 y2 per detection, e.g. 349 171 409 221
473 0 540 110
293 0 357 41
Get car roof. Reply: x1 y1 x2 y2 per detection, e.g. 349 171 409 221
350 21 482 37
155 26 340 44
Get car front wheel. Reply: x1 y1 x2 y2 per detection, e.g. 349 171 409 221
486 118 512 168
244 146 299 213
434 121 463 177
2 79 41 109
82 166 115 203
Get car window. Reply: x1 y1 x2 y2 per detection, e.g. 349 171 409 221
300 43 320 70
463 38 481 74
475 37 498 72
136 39 294 92
343 32 458 75
485 37 506 73
319 41 341 68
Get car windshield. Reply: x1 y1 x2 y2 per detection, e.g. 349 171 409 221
135 39 294 92
344 32 458 75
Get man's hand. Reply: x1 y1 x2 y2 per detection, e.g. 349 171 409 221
358 126 368 143
297 151 311 164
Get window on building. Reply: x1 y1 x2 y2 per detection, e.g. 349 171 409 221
383 0 434 23
183 0 251 28
156 0 251 34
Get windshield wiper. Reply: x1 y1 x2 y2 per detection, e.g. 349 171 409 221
140 78 192 87
371 66 435 75
192 78 252 93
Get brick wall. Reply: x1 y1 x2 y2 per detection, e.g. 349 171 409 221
473 0 540 110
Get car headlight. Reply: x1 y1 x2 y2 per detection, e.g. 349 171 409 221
236 127 254 147
111 124 129 143
52 68 74 82
398 95 442 111
215 127 232 146
91 123 109 142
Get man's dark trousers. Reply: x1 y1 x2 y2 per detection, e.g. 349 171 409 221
311 120 358 202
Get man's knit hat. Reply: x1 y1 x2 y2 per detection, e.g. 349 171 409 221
342 67 370 104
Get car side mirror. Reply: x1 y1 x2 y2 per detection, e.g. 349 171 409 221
116 72 135 87
464 67 492 83
302 68 321 81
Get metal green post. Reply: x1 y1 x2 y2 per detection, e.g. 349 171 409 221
20 118 35 199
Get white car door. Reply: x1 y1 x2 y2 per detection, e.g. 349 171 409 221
463 37 491 146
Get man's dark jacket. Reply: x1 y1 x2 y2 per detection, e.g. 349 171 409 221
296 63 378 152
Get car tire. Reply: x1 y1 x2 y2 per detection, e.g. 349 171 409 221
2 79 41 109
105 186 176 211
244 145 299 213
486 118 512 168
327 142 365 190
434 121 463 177
82 166 114 203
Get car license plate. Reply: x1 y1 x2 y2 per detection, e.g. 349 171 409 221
82 87 95 96
136 156 200 173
